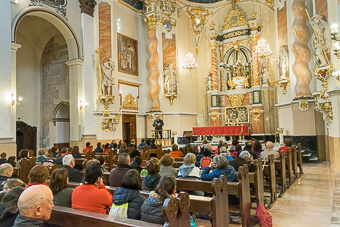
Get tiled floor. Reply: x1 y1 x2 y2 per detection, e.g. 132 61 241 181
270 162 336 227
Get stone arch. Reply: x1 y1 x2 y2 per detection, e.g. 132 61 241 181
52 101 70 126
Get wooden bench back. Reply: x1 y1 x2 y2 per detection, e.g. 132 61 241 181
249 159 264 206
19 157 37 184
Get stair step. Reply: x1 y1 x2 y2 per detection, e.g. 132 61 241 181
301 150 306 153
310 157 318 161
303 153 312 157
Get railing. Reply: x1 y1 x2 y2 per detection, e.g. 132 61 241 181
151 129 172 147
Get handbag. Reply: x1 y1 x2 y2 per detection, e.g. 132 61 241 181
255 204 272 227
109 203 128 218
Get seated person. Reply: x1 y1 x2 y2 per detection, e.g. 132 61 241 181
110 140 116 149
260 141 279 160
128 139 137 149
278 139 293 155
13 185 54 226
109 153 130 187
62 155 82 183
183 143 197 156
103 143 110 154
0 153 7 165
149 139 157 149
111 170 145 220
142 158 161 191
72 146 82 158
178 153 201 179
25 165 49 189
130 149 141 162
253 140 263 157
1 179 25 193
0 187 24 226
130 156 143 174
83 142 92 153
238 141 258 159
94 142 103 153
229 139 239 153
72 163 112 214
36 148 49 163
49 168 73 207
53 147 68 165
7 156 16 168
0 164 14 191
97 156 109 173
159 154 177 177
141 175 176 224
16 149 29 168
169 144 184 158
138 139 147 150
200 149 212 169
229 151 254 172
233 144 242 156
50 146 59 158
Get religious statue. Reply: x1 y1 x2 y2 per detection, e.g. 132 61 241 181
279 45 289 79
163 64 177 96
311 15 331 67
101 59 115 96
206 73 212 91
228 61 249 89
261 67 269 86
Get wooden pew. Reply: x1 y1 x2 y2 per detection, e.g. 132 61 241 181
297 143 304 176
47 192 190 227
286 148 293 188
263 154 277 207
292 146 298 180
274 151 287 196
248 159 264 206
18 157 37 184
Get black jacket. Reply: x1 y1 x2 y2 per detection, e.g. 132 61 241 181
141 195 164 224
238 147 258 160
130 162 142 174
228 157 254 172
142 174 161 191
112 187 145 220
13 215 44 227
0 176 9 191
0 209 19 227
64 165 82 183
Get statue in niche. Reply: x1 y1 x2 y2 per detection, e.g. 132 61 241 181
206 73 212 91
311 15 331 67
228 61 249 89
279 45 289 79
164 64 177 96
261 67 269 86
101 59 115 96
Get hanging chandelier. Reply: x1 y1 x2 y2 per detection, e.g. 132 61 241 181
182 52 198 71
253 38 273 58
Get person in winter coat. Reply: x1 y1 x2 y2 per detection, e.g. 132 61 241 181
200 149 212 169
169 144 184 158
141 175 176 224
178 153 200 179
130 156 143 174
159 154 177 177
112 170 145 220
142 158 161 190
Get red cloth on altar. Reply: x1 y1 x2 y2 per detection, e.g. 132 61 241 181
192 126 249 136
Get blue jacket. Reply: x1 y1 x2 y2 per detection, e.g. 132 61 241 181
201 166 238 182
113 187 145 220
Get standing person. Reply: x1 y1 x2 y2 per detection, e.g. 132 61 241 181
153 115 164 139
83 142 92 153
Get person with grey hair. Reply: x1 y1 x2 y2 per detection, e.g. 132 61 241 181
62 154 82 183
228 150 254 172
13 185 54 226
109 153 130 187
0 163 14 191
260 141 279 160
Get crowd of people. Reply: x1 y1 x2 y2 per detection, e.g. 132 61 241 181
0 138 293 226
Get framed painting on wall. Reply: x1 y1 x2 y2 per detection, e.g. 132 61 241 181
117 33 138 76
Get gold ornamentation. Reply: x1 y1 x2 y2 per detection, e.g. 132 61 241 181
222 3 248 31
79 0 97 17
223 30 248 39
123 93 137 108
210 21 215 30
250 10 257 20
160 16 176 32
229 94 244 107
101 113 121 132
210 111 218 121
99 95 114 110
276 78 290 95
298 99 308 111
144 14 158 30
252 108 262 120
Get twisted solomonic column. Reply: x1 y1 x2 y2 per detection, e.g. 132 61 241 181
145 14 160 111
292 0 312 97
211 42 219 91
250 34 260 87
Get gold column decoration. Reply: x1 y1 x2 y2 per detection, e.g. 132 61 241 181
144 14 161 111
209 24 218 91
101 111 121 132
210 111 219 121
229 94 244 107
220 68 225 91
250 34 260 86
251 108 263 120
292 0 312 97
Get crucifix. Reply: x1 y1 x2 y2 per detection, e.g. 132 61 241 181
232 0 236 10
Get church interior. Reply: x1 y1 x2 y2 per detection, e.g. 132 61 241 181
1 0 340 226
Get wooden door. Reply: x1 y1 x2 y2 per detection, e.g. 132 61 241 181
122 114 136 144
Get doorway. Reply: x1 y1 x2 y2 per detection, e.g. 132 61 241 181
122 114 137 145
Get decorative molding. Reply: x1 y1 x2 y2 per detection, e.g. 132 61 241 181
123 93 137 108
79 0 97 17
228 94 244 107
29 0 67 18
118 78 142 87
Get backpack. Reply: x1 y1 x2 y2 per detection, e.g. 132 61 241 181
109 203 128 218
200 157 211 169
255 204 272 227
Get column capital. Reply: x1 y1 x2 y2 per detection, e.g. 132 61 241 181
66 59 84 66
11 43 21 52
79 0 97 17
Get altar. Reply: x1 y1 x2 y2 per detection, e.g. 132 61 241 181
192 125 249 136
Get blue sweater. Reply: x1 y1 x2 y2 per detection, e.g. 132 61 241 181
201 166 238 182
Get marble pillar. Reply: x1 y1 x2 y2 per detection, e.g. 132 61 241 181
210 42 218 91
250 34 260 86
292 0 312 97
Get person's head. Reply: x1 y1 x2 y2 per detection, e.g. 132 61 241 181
67 147 73 154
232 139 239 146
0 163 13 177
220 146 227 153
284 139 293 147
97 156 106 166
146 158 161 174
86 159 100 167
253 140 262 152
160 154 174 167
130 150 140 158
141 139 145 143
244 141 253 149
184 144 194 154
18 149 29 159
86 142 91 147
60 147 67 155
28 165 49 184
202 139 208 145
62 154 75 167
0 152 6 159
112 143 118 149
1 187 25 213
8 156 16 164
155 175 176 201
105 143 110 149
38 148 46 156
235 144 242 152
184 153 196 165
156 115 160 120
172 144 178 151
118 153 130 165
212 156 228 169
49 168 68 195
121 169 142 190
72 146 80 155
239 151 251 162
203 149 211 157
2 178 25 193
97 142 101 148
218 140 223 146
51 146 58 154
85 163 102 184
131 139 135 144
266 141 274 150
17 185 54 220
133 156 142 165
120 142 127 151
205 144 212 151
28 150 34 158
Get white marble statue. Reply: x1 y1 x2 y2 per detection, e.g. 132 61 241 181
279 45 289 79
311 15 331 67
164 65 177 95
101 59 115 96
207 73 212 91
262 67 269 86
